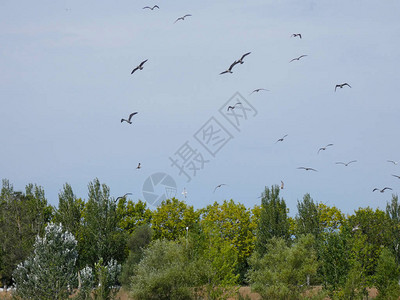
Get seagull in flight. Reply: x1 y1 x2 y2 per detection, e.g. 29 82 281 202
220 61 239 75
290 55 307 63
297 167 318 172
250 88 269 95
388 160 399 165
131 60 148 74
182 188 187 198
115 193 132 202
318 144 334 154
291 33 302 39
121 112 138 124
174 14 192 23
227 102 242 111
237 52 251 64
335 83 351 92
373 187 392 193
280 181 284 189
143 5 159 10
214 184 227 193
276 134 288 143
136 163 141 169
392 175 400 179
335 160 357 166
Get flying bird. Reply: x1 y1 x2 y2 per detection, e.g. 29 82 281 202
220 61 239 75
136 163 141 169
227 102 242 111
174 14 192 23
335 160 357 166
335 83 351 92
250 88 269 95
297 167 318 172
182 188 187 198
280 181 284 189
143 5 159 10
290 55 307 62
373 187 392 193
121 112 138 124
276 134 288 143
115 193 132 202
392 175 400 179
387 160 399 165
237 52 251 64
352 224 360 232
291 33 302 39
318 144 334 154
214 184 227 193
131 60 148 74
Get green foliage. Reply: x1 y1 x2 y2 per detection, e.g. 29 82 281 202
0 179 52 286
151 198 200 240
129 239 197 300
120 224 153 287
52 183 84 239
374 247 400 299
247 234 319 300
256 185 290 255
12 223 78 300
200 200 255 282
79 178 127 268
317 203 344 232
117 199 152 234
295 194 321 239
386 194 400 263
319 230 351 294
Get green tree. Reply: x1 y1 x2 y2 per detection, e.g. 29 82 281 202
374 247 400 299
52 183 84 238
255 185 290 255
295 193 321 239
120 223 153 287
117 199 152 234
386 194 400 263
0 179 52 286
79 178 127 268
13 223 78 300
317 203 344 232
247 234 319 300
200 200 255 282
151 198 200 240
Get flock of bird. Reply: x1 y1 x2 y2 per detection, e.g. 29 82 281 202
112 4 397 204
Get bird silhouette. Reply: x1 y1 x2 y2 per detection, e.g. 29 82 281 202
174 14 192 23
143 5 159 10
335 83 351 92
237 52 251 64
388 160 399 165
121 112 138 124
318 144 334 154
291 33 302 39
280 181 284 189
297 167 318 172
290 55 307 63
136 163 141 169
227 102 242 111
220 61 239 75
131 60 148 74
214 184 227 193
392 175 400 179
335 160 357 166
250 88 269 95
373 187 392 193
115 193 132 202
276 134 288 143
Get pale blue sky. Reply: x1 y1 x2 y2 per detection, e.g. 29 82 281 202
1 0 400 215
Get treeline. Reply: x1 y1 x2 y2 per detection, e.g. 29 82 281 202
1 178 400 299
